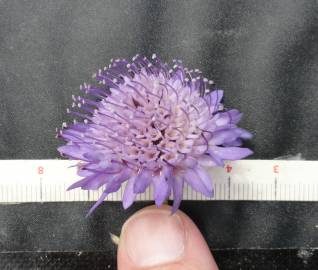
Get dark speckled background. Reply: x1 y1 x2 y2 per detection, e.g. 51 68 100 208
0 0 318 269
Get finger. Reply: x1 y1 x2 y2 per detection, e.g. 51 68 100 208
117 205 218 270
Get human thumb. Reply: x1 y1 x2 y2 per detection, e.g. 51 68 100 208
117 205 219 270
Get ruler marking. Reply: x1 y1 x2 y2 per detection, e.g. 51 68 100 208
238 183 240 200
0 160 318 202
248 183 250 200
228 176 231 200
251 182 253 200
40 177 43 202
308 183 310 201
274 177 277 201
261 183 263 200
265 184 268 200
221 183 224 200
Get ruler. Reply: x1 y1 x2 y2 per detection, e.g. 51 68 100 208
0 160 317 203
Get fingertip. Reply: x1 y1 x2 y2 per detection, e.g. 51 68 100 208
117 205 218 270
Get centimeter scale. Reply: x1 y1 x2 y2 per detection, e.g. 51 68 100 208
0 160 317 203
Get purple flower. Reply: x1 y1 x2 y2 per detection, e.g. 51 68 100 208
57 54 253 214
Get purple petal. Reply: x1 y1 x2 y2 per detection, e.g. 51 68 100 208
77 168 94 177
207 151 225 166
85 169 131 217
105 169 131 193
83 151 107 162
67 173 114 190
153 173 170 207
233 128 253 139
179 156 198 168
172 175 184 213
67 178 89 191
86 192 108 217
215 109 242 126
204 90 223 112
183 169 212 197
84 162 123 174
123 176 136 209
212 146 253 160
58 145 88 160
133 169 152 193
222 138 243 147
193 166 213 196
197 155 218 167
227 109 243 124
209 130 238 145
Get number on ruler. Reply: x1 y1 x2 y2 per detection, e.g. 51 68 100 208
273 165 279 174
226 164 232 173
38 166 44 175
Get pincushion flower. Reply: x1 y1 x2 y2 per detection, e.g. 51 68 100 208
57 54 252 214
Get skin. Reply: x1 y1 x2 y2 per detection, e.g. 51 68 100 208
118 205 219 270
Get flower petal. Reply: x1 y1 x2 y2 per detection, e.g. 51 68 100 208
153 173 170 207
67 173 114 191
85 169 132 216
204 90 223 112
193 166 213 197
208 130 238 146
183 169 211 197
215 109 242 126
123 176 137 209
206 151 225 166
234 128 253 139
197 155 218 167
212 146 253 160
106 169 131 193
172 175 184 213
58 145 88 160
133 169 152 193
86 191 108 217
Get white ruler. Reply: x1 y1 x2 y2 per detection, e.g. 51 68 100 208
0 160 317 203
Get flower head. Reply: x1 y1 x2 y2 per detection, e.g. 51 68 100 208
58 54 252 214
